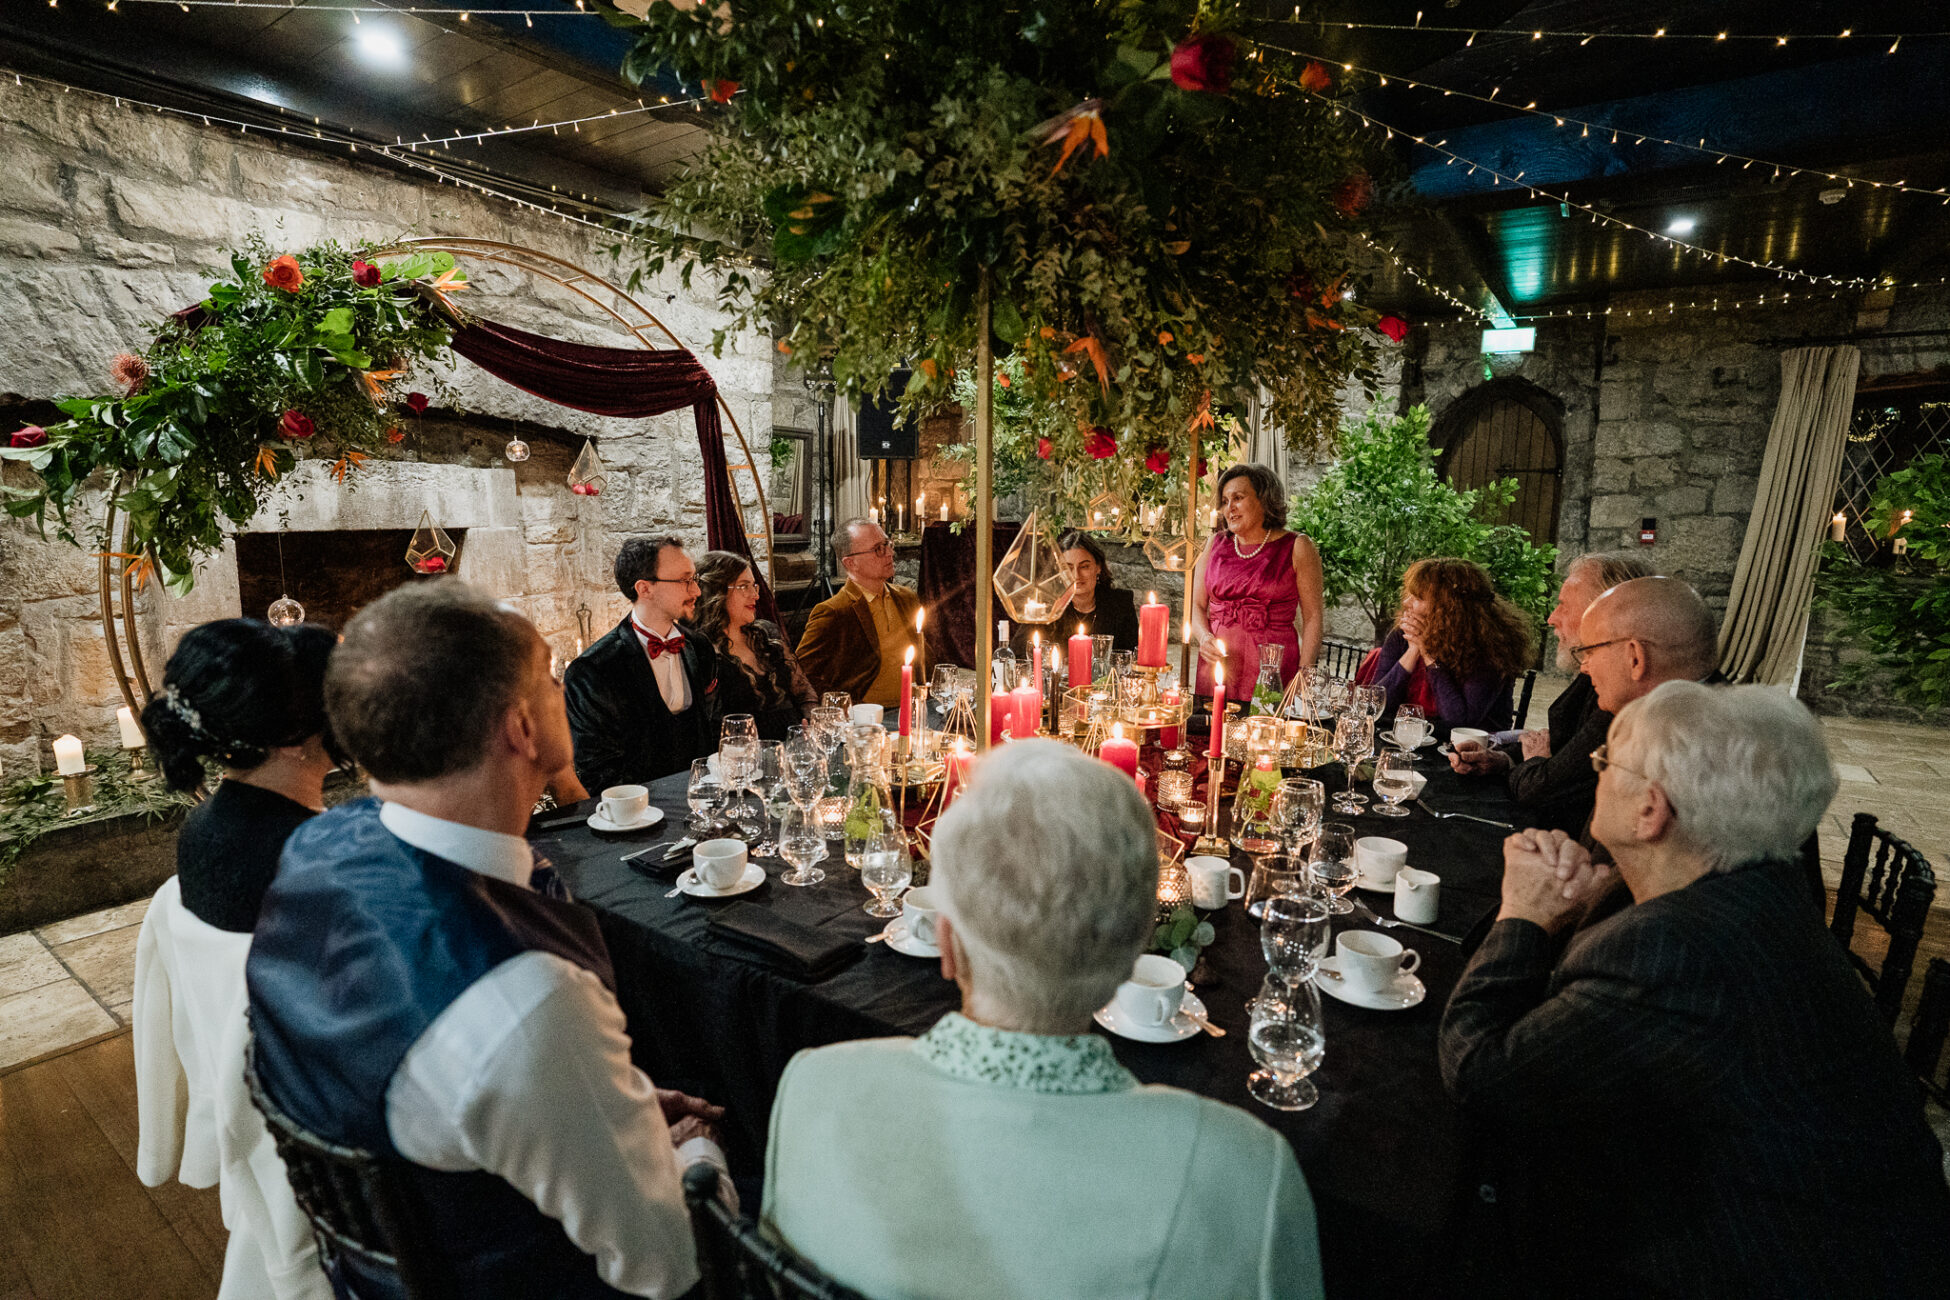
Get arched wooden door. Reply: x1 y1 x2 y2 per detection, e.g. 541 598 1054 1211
1439 396 1563 543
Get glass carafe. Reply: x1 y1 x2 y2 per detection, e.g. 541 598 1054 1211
842 724 893 867
1251 642 1287 717
1231 754 1284 855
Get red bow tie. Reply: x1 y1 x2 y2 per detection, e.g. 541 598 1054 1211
635 623 685 660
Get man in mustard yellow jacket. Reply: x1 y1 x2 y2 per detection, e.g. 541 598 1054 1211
795 518 926 707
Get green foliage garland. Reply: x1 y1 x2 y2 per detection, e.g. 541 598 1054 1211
1291 406 1558 641
0 749 193 883
1814 453 1950 709
605 0 1388 462
1 237 461 594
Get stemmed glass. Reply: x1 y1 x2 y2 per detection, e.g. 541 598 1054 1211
751 742 787 857
686 758 725 836
1271 777 1325 861
1248 977 1326 1112
1308 822 1358 915
1390 704 1429 753
858 812 911 918
1332 714 1373 814
820 691 853 715
1371 751 1416 818
777 805 826 888
930 664 959 726
1261 892 1331 987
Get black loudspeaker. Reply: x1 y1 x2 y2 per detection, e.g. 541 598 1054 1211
856 371 917 459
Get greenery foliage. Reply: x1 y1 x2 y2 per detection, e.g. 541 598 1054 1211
1290 406 1558 640
1814 452 1950 709
606 0 1389 463
0 749 192 881
0 238 460 593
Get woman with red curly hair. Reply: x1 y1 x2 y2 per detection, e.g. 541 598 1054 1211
1364 558 1533 736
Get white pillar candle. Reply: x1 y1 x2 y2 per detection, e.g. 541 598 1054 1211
117 705 146 749
54 733 85 775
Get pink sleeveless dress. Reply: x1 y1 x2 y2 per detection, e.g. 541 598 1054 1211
1197 532 1303 705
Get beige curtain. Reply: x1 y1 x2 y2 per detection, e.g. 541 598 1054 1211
831 397 872 530
1717 346 1860 684
1245 389 1291 488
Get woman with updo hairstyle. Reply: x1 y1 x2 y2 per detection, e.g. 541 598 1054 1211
141 618 344 932
693 549 817 741
1364 557 1533 735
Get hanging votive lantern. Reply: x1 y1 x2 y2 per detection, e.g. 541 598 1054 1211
1085 487 1130 534
992 509 1071 627
505 435 530 463
568 439 606 496
406 508 457 575
267 594 305 626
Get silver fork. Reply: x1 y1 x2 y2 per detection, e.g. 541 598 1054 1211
1413 798 1513 830
1348 895 1459 943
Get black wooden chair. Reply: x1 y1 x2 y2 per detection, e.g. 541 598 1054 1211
1511 670 1538 729
1904 958 1950 1109
683 1163 865 1300
1316 636 1371 680
243 1036 456 1300
1831 813 1938 1023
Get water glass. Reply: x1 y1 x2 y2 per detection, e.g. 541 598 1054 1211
820 691 853 715
1309 822 1358 915
1391 704 1429 752
859 818 911 918
1261 893 1330 986
1271 777 1325 856
752 742 787 856
686 758 726 834
1332 714 1373 814
777 805 826 888
782 736 827 811
1372 751 1416 818
1248 977 1325 1112
1244 852 1309 920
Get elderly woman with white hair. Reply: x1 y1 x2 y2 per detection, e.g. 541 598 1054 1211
762 740 1323 1300
1439 682 1950 1298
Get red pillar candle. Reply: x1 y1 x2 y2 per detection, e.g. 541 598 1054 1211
942 744 973 811
898 646 915 737
1013 683 1042 737
1068 624 1093 690
1100 724 1140 782
1136 592 1168 668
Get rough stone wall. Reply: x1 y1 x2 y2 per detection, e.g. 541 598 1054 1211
0 79 773 777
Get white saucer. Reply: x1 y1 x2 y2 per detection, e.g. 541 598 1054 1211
1093 991 1208 1044
878 918 940 958
588 805 666 833
1355 874 1402 893
1315 956 1425 1011
675 862 765 898
1381 731 1437 751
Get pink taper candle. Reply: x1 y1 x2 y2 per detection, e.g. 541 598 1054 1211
1136 591 1168 668
1208 665 1226 759
898 646 915 736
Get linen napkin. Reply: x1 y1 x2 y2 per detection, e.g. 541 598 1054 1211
706 902 860 981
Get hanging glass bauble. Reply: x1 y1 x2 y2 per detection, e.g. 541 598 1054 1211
568 439 606 496
1085 488 1130 533
405 508 457 575
267 594 305 626
504 437 530 463
992 509 1071 627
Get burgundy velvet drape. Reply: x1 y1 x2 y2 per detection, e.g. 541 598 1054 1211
450 317 777 624
917 520 1022 669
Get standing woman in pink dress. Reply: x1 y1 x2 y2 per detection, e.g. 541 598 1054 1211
1189 463 1326 706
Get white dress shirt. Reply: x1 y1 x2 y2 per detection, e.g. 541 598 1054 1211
377 802 724 1299
633 616 692 714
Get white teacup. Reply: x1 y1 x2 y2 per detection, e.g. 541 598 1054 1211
1395 868 1441 925
850 703 886 728
1186 855 1246 909
1112 954 1187 1027
600 784 650 826
1336 931 1420 994
693 838 747 889
1449 727 1491 752
1393 716 1432 748
902 886 943 949
1354 836 1408 888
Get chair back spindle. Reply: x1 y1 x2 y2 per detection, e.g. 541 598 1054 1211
683 1163 865 1300
1831 813 1937 1022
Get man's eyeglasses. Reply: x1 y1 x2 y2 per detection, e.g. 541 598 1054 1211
647 575 701 589
844 541 894 561
1566 636 1651 666
1589 744 1649 781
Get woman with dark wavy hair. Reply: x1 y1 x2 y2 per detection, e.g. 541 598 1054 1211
694 550 817 740
141 618 344 932
1364 558 1533 735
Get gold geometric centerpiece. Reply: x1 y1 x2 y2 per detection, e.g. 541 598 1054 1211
993 509 1071 627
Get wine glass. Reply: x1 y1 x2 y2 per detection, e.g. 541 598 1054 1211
1332 714 1373 814
721 712 759 752
1248 976 1325 1112
1353 683 1385 723
820 691 853 715
858 813 910 918
751 741 787 856
1371 750 1416 818
1271 777 1325 860
810 705 849 790
1390 703 1427 751
1308 822 1358 915
1261 892 1331 987
930 664 959 719
686 758 725 835
777 805 826 888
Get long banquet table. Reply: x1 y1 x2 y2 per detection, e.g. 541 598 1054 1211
533 757 1532 1293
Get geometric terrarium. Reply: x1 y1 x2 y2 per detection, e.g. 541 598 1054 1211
405 508 457 575
1145 531 1193 573
992 509 1072 627
1085 488 1128 533
568 438 606 496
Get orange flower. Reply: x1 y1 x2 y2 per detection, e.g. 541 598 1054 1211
1063 336 1110 392
262 255 304 293
706 78 739 104
386 425 405 444
997 374 1011 388
1300 61 1333 93
253 445 282 479
776 338 794 354
1186 352 1206 364
1158 331 1174 345
330 450 369 484
1038 99 1109 178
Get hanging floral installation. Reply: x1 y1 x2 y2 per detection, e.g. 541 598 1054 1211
0 237 460 593
606 0 1393 463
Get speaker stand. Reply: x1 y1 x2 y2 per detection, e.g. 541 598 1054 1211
804 362 838 603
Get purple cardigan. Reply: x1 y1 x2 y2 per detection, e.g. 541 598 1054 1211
1370 627 1514 733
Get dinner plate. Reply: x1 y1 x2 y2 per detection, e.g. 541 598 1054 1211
1315 957 1426 1011
878 918 940 959
588 805 666 834
1093 991 1208 1044
675 862 765 898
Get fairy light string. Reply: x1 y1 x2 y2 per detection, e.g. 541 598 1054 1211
1276 14 1940 52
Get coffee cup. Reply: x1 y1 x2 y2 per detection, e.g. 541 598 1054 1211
1112 953 1187 1027
693 838 747 889
850 703 885 729
1336 931 1419 994
1354 836 1408 888
1449 727 1491 752
902 886 943 950
1393 716 1432 748
1395 868 1441 925
1186 855 1246 909
600 784 650 827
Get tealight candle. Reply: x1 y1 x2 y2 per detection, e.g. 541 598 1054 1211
117 706 145 750
54 733 85 775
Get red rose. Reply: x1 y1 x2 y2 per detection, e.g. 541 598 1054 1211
1331 172 1373 216
1146 446 1171 474
1376 316 1410 343
706 78 739 104
405 392 429 415
279 410 315 440
262 254 304 293
1299 61 1333 93
1170 35 1236 94
572 482 601 497
1084 427 1117 459
420 555 448 573
352 259 381 288
1036 437 1053 460
1286 271 1316 300
9 425 48 448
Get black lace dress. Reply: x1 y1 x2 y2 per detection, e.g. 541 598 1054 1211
714 620 819 741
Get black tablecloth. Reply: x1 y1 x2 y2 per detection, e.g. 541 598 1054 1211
533 759 1530 1294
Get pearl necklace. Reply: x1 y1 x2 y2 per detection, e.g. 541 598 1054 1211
1231 529 1271 559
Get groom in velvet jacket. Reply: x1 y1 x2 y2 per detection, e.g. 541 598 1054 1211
565 536 719 791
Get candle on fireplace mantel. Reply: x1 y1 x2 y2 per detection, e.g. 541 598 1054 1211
54 734 85 776
117 706 146 750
